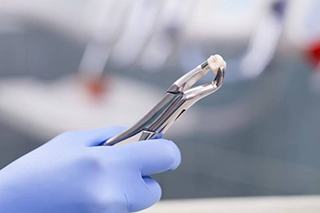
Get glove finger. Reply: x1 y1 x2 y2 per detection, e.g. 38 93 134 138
120 139 181 176
60 126 126 146
126 176 161 212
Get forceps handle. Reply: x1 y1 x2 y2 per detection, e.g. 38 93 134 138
103 92 183 146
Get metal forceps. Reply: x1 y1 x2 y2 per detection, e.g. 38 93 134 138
104 55 226 146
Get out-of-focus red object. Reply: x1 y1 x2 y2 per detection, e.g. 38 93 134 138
306 40 320 69
86 77 106 97
79 74 112 101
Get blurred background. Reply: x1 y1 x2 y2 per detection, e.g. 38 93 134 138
0 0 320 200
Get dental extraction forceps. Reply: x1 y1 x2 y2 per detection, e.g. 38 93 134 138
104 55 226 146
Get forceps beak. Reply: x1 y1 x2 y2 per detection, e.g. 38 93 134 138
168 54 226 102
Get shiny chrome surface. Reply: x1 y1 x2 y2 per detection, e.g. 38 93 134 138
104 54 226 145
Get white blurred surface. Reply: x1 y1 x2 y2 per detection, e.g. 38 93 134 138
143 196 320 213
286 0 320 47
0 0 270 41
0 76 196 139
1 0 318 49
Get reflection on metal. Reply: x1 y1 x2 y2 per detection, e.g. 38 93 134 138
104 55 226 145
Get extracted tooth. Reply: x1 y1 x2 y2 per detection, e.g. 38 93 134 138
207 54 227 74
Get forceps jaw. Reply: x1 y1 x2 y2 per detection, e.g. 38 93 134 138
168 54 225 93
151 54 226 136
183 67 224 101
168 54 225 103
164 64 225 132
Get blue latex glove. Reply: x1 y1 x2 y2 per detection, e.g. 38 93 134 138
0 127 181 213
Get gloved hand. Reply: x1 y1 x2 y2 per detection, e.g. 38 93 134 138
0 127 181 213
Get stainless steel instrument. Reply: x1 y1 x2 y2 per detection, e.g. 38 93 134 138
104 54 226 145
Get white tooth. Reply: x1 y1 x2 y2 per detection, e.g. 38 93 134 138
207 54 227 74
